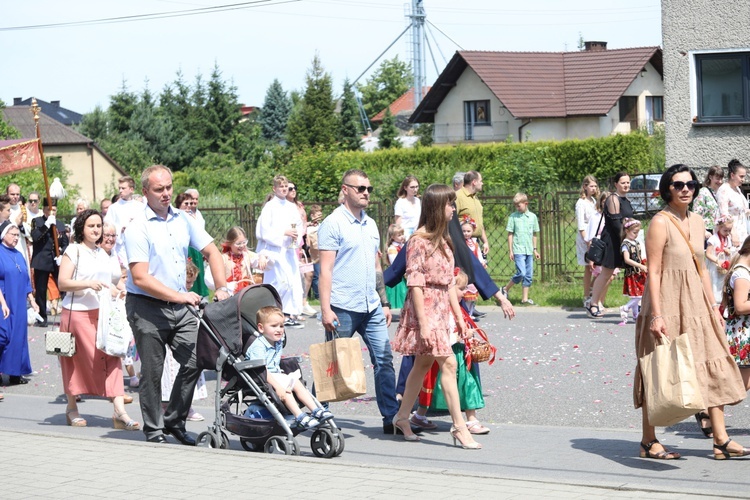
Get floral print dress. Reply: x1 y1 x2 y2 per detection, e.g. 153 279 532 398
725 264 750 366
393 236 456 357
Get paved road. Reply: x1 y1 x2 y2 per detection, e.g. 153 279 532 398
2 306 749 498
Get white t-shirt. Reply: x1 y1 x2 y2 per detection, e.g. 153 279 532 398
394 197 421 237
61 243 112 311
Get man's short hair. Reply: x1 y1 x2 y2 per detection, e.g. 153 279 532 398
452 172 465 188
463 171 481 186
342 169 368 185
273 175 288 187
118 176 135 189
257 305 284 325
185 188 199 197
141 165 172 191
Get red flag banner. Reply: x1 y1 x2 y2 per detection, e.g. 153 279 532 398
0 139 42 175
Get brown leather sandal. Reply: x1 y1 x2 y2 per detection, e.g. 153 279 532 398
639 439 681 460
714 438 750 460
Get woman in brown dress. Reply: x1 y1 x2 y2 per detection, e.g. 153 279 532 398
634 164 748 460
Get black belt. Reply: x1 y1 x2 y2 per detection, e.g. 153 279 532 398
131 294 181 307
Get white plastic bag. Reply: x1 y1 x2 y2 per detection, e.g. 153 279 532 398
96 291 133 358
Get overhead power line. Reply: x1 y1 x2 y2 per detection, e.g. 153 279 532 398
0 0 300 32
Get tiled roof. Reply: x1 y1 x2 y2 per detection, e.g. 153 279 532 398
411 47 662 122
2 106 93 145
12 98 83 126
371 87 431 123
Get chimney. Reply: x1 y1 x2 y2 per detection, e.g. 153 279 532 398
584 41 607 52
51 101 60 107
13 98 22 105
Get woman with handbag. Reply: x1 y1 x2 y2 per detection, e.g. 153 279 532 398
391 184 481 449
57 209 140 430
0 222 37 386
575 175 599 306
587 172 634 318
634 164 748 460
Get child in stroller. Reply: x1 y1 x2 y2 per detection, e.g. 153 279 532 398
246 306 334 430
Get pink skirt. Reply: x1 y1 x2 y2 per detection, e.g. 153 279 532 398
59 308 125 397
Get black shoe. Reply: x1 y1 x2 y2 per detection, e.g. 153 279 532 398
164 427 196 446
147 434 168 444
472 311 486 318
8 376 29 385
383 423 424 435
34 321 48 328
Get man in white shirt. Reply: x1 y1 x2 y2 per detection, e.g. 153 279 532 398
6 183 31 274
104 176 143 264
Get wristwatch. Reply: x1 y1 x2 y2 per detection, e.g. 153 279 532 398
217 286 230 293
381 301 392 308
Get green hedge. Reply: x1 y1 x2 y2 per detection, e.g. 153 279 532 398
176 132 657 206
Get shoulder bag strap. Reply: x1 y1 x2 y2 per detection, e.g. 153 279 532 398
662 212 704 278
64 246 80 332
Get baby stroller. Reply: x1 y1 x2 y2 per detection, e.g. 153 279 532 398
191 284 344 458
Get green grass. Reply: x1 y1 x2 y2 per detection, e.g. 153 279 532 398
482 276 629 309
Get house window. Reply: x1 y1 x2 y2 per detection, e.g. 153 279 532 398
464 100 490 126
619 96 638 130
695 52 750 122
646 96 664 121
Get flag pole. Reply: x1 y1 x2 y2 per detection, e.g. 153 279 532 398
31 98 60 256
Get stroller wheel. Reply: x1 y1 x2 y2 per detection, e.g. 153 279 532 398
310 428 337 459
197 431 220 448
220 431 230 449
264 436 299 455
240 438 261 452
334 431 345 457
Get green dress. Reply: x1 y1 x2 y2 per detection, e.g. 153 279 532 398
189 247 209 297
431 343 485 411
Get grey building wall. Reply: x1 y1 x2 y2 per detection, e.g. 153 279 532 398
662 0 750 170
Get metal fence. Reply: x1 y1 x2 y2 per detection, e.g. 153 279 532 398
198 189 659 284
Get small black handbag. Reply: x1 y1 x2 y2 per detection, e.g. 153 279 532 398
585 214 606 266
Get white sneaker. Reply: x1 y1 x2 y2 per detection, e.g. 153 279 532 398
301 304 317 317
129 376 140 388
619 305 629 320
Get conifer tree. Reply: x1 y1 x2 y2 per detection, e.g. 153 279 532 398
260 79 292 143
286 55 337 150
378 107 401 149
338 78 362 151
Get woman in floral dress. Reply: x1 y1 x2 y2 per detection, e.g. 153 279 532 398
723 237 750 391
693 165 724 242
717 159 749 247
391 184 480 449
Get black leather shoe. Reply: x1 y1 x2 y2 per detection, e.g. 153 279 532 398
472 311 486 318
8 376 29 385
34 321 48 328
383 423 424 435
147 434 168 444
164 427 196 446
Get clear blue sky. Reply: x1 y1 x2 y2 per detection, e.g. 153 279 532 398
1 0 661 114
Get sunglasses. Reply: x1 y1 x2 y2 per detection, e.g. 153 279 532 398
345 184 374 194
670 180 699 191
28 199 39 203
288 186 297 191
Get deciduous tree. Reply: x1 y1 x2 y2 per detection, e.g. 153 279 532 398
357 56 413 120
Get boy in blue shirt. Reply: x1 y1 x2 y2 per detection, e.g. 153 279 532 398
502 193 541 305
246 306 333 429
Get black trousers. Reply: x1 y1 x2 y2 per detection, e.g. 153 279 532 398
33 268 58 323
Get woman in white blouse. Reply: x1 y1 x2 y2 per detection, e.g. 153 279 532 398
394 175 421 240
575 175 599 304
716 159 750 246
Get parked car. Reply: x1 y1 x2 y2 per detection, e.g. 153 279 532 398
627 173 663 215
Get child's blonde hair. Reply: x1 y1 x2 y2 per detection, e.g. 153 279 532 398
186 259 199 282
620 218 641 240
715 214 733 233
513 192 528 204
387 223 404 246
257 305 284 326
455 269 469 290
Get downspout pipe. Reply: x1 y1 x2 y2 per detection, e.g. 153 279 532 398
518 119 532 142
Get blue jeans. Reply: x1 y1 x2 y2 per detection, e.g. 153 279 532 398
511 254 534 287
311 262 320 299
327 305 399 424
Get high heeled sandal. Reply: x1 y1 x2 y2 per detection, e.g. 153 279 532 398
450 425 482 449
113 412 141 431
713 438 750 460
392 416 420 441
66 409 87 427
586 304 603 319
639 439 680 459
694 412 713 438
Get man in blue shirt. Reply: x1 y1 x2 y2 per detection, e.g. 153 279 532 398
125 165 230 445
318 169 415 435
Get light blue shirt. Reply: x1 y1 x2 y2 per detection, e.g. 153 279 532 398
317 204 380 313
245 335 283 373
125 204 213 297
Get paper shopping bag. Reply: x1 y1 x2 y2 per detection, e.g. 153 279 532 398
309 336 367 403
639 333 705 427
